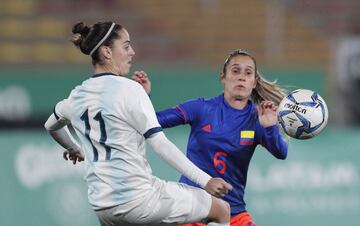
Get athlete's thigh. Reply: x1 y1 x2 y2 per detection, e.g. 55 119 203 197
95 181 212 225
95 193 170 225
161 182 212 224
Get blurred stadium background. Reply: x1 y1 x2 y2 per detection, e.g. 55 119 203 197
1 0 360 225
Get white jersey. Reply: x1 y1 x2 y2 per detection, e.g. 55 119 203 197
54 73 162 210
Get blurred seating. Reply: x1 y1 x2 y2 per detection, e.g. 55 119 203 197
0 0 358 68
287 0 360 35
0 19 33 39
1 0 37 16
0 18 66 39
0 42 30 63
132 0 328 67
34 18 67 39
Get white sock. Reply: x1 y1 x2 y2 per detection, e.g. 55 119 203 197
207 222 230 226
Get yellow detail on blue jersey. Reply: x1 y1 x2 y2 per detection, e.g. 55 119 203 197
240 130 255 138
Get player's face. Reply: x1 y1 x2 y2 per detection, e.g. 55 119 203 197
221 55 257 100
110 29 135 75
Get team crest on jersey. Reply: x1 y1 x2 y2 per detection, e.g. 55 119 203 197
240 130 255 145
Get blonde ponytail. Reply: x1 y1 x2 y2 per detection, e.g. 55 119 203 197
252 72 287 105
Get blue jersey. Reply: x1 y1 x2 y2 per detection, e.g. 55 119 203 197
156 93 288 216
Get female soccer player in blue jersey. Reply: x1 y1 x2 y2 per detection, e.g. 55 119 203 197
44 21 233 226
133 49 288 226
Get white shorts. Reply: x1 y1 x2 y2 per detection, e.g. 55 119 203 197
95 179 212 225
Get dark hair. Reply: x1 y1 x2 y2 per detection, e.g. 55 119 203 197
222 49 286 105
71 21 122 65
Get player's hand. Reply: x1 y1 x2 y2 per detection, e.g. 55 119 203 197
132 71 151 95
257 100 278 128
204 178 232 198
63 149 84 165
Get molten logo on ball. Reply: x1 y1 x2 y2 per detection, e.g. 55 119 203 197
284 103 307 114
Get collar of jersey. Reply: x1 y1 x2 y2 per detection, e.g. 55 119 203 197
91 72 117 78
221 93 252 114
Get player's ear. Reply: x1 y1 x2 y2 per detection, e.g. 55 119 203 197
220 73 225 84
100 46 112 59
253 73 258 88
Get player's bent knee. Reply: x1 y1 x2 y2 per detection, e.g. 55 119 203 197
207 196 230 223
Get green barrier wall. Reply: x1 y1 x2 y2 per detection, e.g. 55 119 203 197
1 127 359 226
0 67 326 120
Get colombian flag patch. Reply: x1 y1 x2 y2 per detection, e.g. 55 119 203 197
240 130 255 145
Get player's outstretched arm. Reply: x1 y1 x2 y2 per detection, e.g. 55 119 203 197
147 132 232 197
44 114 84 164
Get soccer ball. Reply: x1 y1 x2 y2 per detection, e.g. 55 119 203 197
277 89 328 139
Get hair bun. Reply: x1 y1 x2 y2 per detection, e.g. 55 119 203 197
72 22 90 37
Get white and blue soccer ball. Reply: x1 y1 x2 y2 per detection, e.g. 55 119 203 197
277 89 328 139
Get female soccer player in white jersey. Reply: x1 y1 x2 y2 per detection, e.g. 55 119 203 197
44 21 232 226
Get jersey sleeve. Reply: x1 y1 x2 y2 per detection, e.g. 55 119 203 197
44 98 81 151
54 99 71 121
255 122 288 159
157 98 204 127
46 98 72 130
156 107 187 128
119 82 162 138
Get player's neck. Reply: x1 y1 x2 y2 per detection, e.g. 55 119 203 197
225 95 248 110
94 65 121 76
